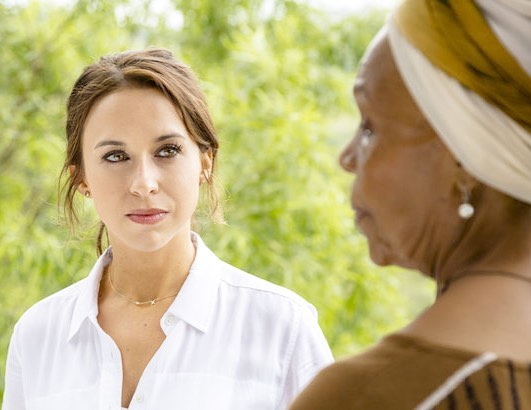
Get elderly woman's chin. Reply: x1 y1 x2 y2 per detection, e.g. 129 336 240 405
365 236 398 267
364 234 419 271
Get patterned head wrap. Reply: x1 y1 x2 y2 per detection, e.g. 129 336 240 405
387 0 531 204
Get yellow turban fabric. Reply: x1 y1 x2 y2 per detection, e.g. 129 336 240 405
393 0 531 132
387 0 531 204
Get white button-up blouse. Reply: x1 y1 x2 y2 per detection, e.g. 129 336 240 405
3 234 333 410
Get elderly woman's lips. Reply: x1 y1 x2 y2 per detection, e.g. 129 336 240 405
353 207 370 224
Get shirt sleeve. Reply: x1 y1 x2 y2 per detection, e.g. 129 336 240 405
3 323 26 410
277 304 334 410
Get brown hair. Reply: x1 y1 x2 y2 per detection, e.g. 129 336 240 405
59 48 222 254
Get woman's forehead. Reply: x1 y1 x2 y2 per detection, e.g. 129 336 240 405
355 35 400 98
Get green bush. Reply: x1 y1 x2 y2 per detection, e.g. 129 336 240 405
0 0 433 398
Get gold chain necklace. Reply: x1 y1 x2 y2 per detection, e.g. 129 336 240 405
441 269 531 295
108 270 179 306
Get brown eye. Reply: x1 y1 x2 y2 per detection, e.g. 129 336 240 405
157 144 182 158
103 151 129 162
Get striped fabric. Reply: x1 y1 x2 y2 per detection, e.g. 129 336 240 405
416 354 531 409
416 352 497 409
434 360 531 409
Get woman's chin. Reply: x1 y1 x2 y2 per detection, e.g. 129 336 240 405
367 241 395 267
368 243 420 271
110 234 174 254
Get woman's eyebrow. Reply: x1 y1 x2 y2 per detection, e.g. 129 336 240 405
94 133 186 150
155 133 185 142
94 140 124 149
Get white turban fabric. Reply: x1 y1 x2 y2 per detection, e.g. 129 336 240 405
387 0 531 204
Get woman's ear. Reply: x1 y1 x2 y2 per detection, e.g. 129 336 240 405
69 165 90 196
200 148 213 184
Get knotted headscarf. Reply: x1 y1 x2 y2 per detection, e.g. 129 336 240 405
387 0 531 204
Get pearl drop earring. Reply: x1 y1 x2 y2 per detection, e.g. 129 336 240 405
458 185 474 219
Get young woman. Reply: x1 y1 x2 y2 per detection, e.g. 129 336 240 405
3 48 333 410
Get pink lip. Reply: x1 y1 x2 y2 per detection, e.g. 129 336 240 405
126 209 168 225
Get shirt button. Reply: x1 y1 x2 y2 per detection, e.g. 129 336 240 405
164 314 177 326
135 393 145 403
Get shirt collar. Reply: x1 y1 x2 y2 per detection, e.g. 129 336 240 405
166 233 221 334
68 233 221 340
68 248 112 341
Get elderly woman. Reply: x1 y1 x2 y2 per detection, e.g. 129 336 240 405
290 0 531 408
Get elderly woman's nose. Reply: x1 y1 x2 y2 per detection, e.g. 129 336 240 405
339 139 357 173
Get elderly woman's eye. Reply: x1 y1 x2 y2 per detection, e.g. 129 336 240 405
360 128 373 148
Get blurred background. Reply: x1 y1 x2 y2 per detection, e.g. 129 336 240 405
0 0 433 398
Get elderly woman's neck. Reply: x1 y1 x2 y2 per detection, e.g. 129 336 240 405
403 202 531 360
433 193 531 292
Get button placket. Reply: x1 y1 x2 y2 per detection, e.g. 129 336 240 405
134 392 145 406
164 314 177 326
95 321 124 410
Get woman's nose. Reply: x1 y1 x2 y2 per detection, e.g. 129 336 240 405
339 137 358 173
129 160 159 197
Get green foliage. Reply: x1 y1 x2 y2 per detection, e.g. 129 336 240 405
0 0 434 399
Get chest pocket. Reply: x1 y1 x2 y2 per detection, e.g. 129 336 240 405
26 386 99 410
148 373 277 409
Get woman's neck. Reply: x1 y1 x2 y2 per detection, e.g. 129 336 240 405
103 231 196 302
431 201 531 292
403 273 531 361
